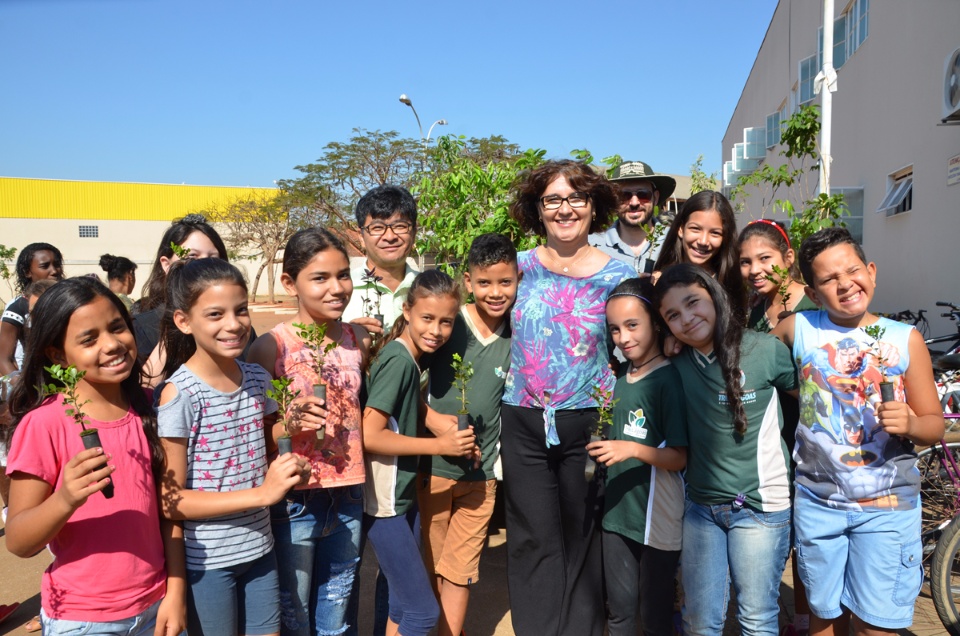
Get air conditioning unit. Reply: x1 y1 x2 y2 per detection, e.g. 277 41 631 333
944 47 960 122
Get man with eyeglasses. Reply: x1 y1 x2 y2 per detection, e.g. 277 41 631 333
589 160 676 275
342 184 419 334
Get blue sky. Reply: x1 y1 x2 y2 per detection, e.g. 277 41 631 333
1 0 776 188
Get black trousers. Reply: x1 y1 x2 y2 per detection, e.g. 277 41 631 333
501 404 604 636
602 530 680 636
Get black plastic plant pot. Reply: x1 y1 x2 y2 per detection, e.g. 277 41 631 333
584 434 603 483
312 384 326 441
879 382 896 403
373 314 384 327
80 429 114 499
457 413 470 431
278 435 293 456
643 259 655 275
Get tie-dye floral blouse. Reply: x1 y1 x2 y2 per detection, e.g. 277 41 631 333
502 249 633 445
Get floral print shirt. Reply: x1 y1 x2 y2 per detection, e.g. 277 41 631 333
502 249 633 445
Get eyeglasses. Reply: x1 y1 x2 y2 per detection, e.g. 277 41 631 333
361 221 413 237
620 188 655 203
539 192 590 210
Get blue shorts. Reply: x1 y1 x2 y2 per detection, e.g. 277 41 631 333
794 490 922 629
40 599 161 636
187 550 280 636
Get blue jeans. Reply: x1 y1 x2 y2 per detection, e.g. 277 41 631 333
681 500 791 636
271 485 363 636
187 550 281 636
363 510 439 636
40 599 161 636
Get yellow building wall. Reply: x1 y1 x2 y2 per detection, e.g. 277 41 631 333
0 177 275 221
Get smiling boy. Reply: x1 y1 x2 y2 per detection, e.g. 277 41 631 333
772 227 942 635
419 233 518 636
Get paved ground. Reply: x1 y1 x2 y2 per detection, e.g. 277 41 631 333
0 301 950 635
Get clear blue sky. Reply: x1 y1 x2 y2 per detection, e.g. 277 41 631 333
1 0 776 188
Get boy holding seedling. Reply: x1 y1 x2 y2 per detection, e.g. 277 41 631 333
419 233 518 636
772 227 942 635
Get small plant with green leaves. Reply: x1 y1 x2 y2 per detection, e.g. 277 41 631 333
266 376 301 454
765 264 793 312
170 242 191 259
361 267 386 324
451 353 474 430
293 321 339 429
44 364 114 498
864 324 896 402
589 383 618 439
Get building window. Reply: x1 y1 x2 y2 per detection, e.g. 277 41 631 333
799 54 819 105
766 102 787 148
877 169 913 217
78 225 99 238
744 127 766 159
818 14 848 70
846 0 869 59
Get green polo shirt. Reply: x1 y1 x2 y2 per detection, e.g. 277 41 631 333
602 362 688 551
364 340 421 517
671 330 798 512
424 307 510 481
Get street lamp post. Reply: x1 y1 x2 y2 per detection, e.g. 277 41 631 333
399 94 447 151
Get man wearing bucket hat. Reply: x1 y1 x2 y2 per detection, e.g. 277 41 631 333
589 160 676 275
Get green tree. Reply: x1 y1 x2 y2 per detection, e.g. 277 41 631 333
690 154 719 193
730 105 847 248
278 128 422 253
201 191 301 303
0 244 17 305
414 135 547 272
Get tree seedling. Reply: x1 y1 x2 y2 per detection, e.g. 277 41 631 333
169 242 191 259
361 267 386 326
44 364 114 498
451 353 474 430
864 324 895 402
765 264 793 313
585 383 618 482
293 321 338 439
266 376 301 456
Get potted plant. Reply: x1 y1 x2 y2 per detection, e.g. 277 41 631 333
44 364 114 499
451 353 474 431
266 376 301 456
765 264 793 314
864 324 896 403
361 267 386 327
585 384 618 482
293 321 339 440
643 219 668 275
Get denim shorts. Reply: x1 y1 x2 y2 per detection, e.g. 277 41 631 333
794 491 923 629
40 599 161 636
187 550 281 636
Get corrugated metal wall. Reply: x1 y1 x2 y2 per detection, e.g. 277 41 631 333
0 177 275 221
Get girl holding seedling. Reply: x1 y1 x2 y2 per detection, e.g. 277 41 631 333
249 227 371 636
652 264 798 636
586 277 687 636
3 276 186 636
738 219 816 332
156 258 307 636
363 270 478 636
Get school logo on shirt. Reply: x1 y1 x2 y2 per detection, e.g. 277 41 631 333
717 370 757 405
624 409 648 440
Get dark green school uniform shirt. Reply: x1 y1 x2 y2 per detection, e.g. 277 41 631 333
425 307 510 481
671 330 798 512
603 362 688 551
364 340 421 517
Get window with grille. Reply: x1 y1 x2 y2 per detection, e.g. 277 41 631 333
79 225 99 238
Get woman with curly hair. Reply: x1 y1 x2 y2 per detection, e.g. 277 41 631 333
501 160 633 636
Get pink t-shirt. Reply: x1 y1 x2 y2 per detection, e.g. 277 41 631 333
271 322 365 488
6 396 166 621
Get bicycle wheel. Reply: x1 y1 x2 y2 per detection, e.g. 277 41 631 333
919 442 960 593
931 514 960 634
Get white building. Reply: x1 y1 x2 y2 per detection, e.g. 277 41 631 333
723 0 960 336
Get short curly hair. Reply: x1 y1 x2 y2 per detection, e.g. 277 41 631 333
509 160 619 238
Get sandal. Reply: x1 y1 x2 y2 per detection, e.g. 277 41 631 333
0 603 19 625
24 615 41 633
